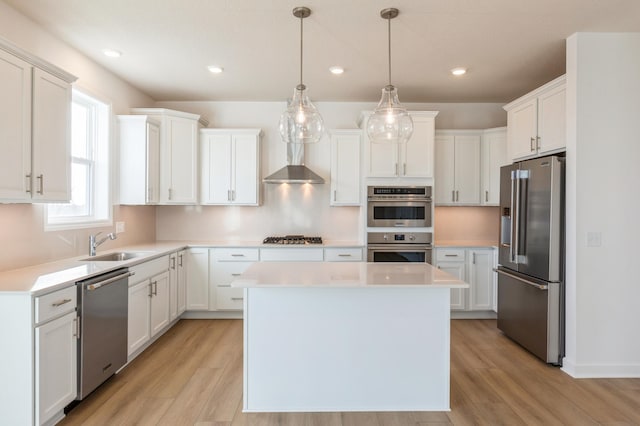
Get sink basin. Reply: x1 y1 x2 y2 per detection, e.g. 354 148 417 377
80 252 150 262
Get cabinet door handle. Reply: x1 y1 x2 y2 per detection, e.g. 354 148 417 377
153 281 158 296
333 190 336 202
168 188 173 200
51 298 72 307
403 163 407 175
536 136 541 150
395 163 398 175
530 137 536 151
485 190 489 202
36 174 44 195
178 253 183 267
473 253 476 264
148 282 153 298
452 190 455 202
170 257 176 270
456 190 459 202
73 317 80 339
25 174 32 193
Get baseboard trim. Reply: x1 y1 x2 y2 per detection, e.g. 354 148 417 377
562 358 640 378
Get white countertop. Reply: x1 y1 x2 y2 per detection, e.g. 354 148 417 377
232 262 468 289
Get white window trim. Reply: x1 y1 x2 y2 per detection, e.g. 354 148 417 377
45 86 115 232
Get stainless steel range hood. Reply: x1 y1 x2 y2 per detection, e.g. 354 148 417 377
263 143 325 184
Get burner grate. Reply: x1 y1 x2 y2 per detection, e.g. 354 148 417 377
263 235 323 245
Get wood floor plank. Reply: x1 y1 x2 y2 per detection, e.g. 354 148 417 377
59 318 640 426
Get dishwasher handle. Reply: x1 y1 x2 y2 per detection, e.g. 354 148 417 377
85 271 133 291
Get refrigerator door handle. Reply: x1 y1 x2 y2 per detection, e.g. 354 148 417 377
517 169 530 263
510 171 518 263
496 269 548 290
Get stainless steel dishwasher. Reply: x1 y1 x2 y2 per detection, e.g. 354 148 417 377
77 268 131 399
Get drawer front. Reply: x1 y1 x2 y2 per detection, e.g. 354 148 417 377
216 287 244 310
129 255 170 284
35 285 77 324
212 248 259 262
324 248 363 262
212 262 254 285
260 248 324 262
436 249 466 262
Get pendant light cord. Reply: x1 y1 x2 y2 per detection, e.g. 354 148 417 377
299 14 304 88
387 15 392 87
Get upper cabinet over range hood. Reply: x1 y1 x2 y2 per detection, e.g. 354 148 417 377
263 143 325 184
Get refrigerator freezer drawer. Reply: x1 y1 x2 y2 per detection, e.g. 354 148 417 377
496 269 562 365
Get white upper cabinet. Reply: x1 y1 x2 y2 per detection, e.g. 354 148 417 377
330 130 361 206
504 75 566 162
131 108 208 204
118 115 161 204
363 111 438 178
434 131 481 205
480 127 507 206
0 42 76 203
200 129 261 205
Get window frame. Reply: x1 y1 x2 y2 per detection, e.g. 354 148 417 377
45 87 114 231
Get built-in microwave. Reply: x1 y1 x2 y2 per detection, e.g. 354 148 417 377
367 186 432 228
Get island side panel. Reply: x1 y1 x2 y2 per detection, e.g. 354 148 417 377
243 286 451 412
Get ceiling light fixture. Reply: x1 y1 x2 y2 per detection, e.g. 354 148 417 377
367 8 413 145
102 49 122 58
329 66 344 75
279 6 324 144
207 65 224 74
451 67 467 76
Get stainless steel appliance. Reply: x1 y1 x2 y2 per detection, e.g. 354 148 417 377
77 268 130 399
263 235 323 245
367 186 432 228
367 232 433 263
497 155 564 365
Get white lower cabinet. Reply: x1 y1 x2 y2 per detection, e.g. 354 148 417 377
260 248 324 262
436 247 497 314
324 247 363 262
127 256 170 358
186 248 210 310
211 248 259 310
169 250 187 320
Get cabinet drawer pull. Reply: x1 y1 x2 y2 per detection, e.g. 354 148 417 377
231 297 244 301
231 273 241 276
218 284 231 288
231 254 245 257
444 254 458 257
51 298 72 307
338 254 352 257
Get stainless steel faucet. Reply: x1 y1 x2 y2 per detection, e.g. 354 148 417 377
89 232 117 256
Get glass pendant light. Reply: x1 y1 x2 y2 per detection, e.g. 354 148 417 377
367 8 413 144
279 7 325 144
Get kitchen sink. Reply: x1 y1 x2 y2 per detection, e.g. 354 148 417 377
79 252 151 262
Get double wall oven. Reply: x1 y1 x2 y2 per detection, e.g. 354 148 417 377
366 185 433 264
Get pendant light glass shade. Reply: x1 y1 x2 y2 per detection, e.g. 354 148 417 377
367 8 413 144
279 85 324 144
279 6 324 144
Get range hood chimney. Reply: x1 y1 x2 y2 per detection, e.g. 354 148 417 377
263 143 325 184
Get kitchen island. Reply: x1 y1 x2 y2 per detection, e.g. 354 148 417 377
232 262 468 413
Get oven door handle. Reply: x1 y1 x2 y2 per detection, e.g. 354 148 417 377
367 245 432 251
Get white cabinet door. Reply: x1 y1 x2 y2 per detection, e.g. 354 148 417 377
162 116 198 203
367 138 399 177
35 311 77 425
128 279 151 356
150 271 170 337
438 263 466 311
468 250 494 311
169 253 178 321
232 133 260 205
186 248 209 310
434 134 455 204
119 116 160 205
330 130 361 206
507 98 537 161
402 113 435 178
177 250 187 315
481 127 507 206
537 84 566 155
0 49 31 201
31 68 71 202
201 132 232 204
454 135 481 205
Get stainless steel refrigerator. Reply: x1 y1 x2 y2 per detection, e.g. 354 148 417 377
497 155 564 365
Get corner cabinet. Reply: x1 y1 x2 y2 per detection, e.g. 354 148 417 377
200 129 261 205
0 42 76 203
362 111 438 178
504 75 566 162
131 108 208 204
434 131 481 205
330 130 361 206
118 115 161 204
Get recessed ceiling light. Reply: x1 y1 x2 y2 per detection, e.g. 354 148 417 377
329 66 344 75
102 49 122 58
451 67 467 76
207 65 224 74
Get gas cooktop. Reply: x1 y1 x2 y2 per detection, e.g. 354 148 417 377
262 235 323 245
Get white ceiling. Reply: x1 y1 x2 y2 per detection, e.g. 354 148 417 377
5 0 640 103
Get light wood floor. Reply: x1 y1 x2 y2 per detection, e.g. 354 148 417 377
60 319 640 426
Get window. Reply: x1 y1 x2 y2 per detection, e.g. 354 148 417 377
46 89 112 230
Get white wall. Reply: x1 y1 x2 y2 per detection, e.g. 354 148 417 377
564 33 640 377
154 101 505 242
0 2 157 271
